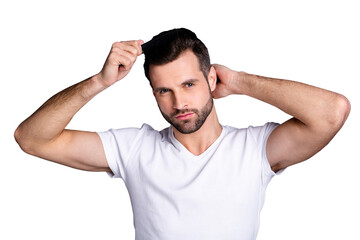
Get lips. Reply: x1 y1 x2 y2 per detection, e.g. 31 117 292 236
175 112 194 120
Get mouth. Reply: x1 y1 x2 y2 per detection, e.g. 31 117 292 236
175 112 194 120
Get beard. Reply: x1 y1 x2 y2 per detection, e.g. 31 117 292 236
159 95 214 134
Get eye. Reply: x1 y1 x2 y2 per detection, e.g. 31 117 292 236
185 83 194 88
159 89 169 94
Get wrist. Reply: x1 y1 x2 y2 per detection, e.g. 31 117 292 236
232 71 248 95
90 74 109 92
80 74 108 101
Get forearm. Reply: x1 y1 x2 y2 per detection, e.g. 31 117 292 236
236 72 350 129
15 74 105 150
213 64 350 171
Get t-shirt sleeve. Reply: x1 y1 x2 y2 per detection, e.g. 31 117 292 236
248 122 283 185
97 126 145 179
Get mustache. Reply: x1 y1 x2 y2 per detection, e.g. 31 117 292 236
171 109 199 118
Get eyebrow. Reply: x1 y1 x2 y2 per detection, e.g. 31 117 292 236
153 79 200 93
182 79 199 85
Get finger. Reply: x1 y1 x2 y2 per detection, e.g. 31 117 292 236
212 90 220 99
112 42 138 57
211 87 227 99
106 48 137 71
126 40 143 56
211 63 222 71
117 51 137 70
137 39 144 54
112 40 143 56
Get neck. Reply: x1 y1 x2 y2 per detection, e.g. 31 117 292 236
172 106 222 156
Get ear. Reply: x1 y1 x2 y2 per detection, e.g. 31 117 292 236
208 66 217 92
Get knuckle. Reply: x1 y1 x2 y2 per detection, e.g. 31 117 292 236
110 47 121 55
111 42 120 48
123 58 131 66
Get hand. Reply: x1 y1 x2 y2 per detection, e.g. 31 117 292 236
96 40 144 88
211 64 245 99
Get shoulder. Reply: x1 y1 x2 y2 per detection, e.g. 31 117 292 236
224 122 279 134
223 122 279 143
247 122 280 140
99 123 160 136
97 123 168 146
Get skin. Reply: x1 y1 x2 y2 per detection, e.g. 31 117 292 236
213 65 351 171
150 50 221 155
14 39 351 174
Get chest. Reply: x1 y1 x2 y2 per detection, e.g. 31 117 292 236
126 145 262 209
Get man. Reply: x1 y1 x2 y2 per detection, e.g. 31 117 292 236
14 28 350 239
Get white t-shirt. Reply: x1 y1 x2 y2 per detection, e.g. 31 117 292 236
97 122 280 240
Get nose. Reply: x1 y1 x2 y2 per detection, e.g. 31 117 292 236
172 91 188 110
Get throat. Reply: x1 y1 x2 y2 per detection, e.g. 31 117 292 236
176 125 222 156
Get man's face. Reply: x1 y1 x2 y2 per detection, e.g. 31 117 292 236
149 50 216 134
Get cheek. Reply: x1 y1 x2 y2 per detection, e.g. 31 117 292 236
155 97 171 112
197 88 212 103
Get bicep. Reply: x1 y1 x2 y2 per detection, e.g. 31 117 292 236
34 130 111 172
266 118 332 172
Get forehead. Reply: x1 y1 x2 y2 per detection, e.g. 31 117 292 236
149 50 204 87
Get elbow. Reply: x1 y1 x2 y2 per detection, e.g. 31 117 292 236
308 94 350 141
14 125 23 148
14 125 35 155
327 94 351 130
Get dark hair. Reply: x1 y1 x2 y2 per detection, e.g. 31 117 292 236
143 28 211 84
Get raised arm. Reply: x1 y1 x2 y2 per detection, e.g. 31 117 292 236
212 64 351 172
14 40 143 171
